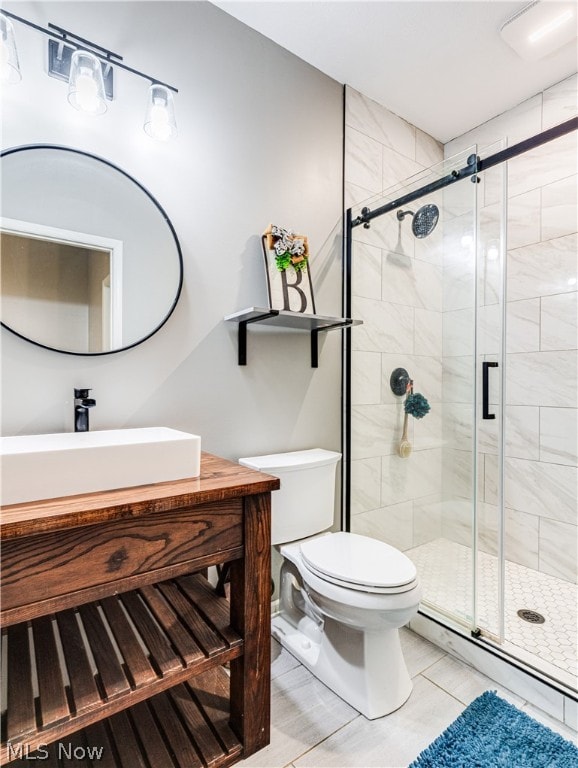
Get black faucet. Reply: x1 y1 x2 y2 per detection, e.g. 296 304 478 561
74 388 96 432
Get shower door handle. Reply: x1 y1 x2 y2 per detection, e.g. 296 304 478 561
482 362 498 420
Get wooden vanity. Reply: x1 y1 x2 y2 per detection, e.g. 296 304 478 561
0 452 279 767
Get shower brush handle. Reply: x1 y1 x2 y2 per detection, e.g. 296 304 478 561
399 413 412 458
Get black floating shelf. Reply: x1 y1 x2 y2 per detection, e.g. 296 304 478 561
225 307 362 367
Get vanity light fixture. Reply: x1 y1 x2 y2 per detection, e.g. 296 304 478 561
67 50 107 114
144 84 177 141
0 13 21 83
500 1 577 61
0 10 178 139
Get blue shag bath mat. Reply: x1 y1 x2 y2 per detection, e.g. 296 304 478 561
410 690 578 767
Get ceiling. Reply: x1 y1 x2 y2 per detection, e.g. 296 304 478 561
212 1 578 143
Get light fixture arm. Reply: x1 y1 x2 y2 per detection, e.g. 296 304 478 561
47 22 124 62
1 8 178 93
2 8 53 41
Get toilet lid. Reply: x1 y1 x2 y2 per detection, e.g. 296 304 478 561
300 532 417 590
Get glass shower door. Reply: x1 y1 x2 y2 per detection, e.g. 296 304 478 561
480 135 578 690
348 149 483 633
348 118 577 692
473 141 507 643
435 150 481 631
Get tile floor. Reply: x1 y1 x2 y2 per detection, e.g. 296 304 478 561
238 628 577 768
408 538 578 687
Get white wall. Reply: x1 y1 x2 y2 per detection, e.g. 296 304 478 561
1 2 344 464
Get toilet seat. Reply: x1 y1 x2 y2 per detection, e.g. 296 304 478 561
300 532 418 594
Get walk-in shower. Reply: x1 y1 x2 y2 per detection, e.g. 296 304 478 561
345 116 578 696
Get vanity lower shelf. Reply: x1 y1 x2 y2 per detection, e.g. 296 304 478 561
7 668 242 768
1 573 242 765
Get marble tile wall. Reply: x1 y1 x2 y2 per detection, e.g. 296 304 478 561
345 77 576 701
345 86 445 551
445 73 578 584
347 75 577 585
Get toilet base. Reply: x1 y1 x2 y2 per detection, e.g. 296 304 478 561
272 611 413 719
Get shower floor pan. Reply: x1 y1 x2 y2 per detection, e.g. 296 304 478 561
407 538 577 691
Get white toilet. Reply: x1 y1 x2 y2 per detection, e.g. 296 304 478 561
238 448 422 719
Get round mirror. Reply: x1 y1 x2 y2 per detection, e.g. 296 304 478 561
0 145 182 355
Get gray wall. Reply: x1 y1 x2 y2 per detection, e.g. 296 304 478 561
1 2 344 462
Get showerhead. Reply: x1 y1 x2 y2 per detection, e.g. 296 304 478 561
412 204 439 238
396 203 439 239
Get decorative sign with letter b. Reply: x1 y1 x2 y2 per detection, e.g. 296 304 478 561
262 224 316 314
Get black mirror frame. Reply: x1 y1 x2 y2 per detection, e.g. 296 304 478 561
0 144 184 356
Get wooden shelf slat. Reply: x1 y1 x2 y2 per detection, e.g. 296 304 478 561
1 575 241 765
156 580 227 658
56 609 101 715
6 623 35 741
149 687 204 768
77 604 132 701
169 682 225 766
129 699 178 767
178 574 241 648
82 720 120 768
99 597 158 689
59 729 94 768
192 671 240 756
32 616 69 729
119 590 183 677
138 584 205 667
107 709 149 768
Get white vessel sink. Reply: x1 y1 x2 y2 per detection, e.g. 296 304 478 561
0 427 201 506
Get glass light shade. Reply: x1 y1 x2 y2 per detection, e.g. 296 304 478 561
67 50 107 115
0 14 22 84
144 84 177 141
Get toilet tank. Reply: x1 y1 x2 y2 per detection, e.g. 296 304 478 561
238 449 341 545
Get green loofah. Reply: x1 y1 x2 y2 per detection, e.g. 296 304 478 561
405 392 430 419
